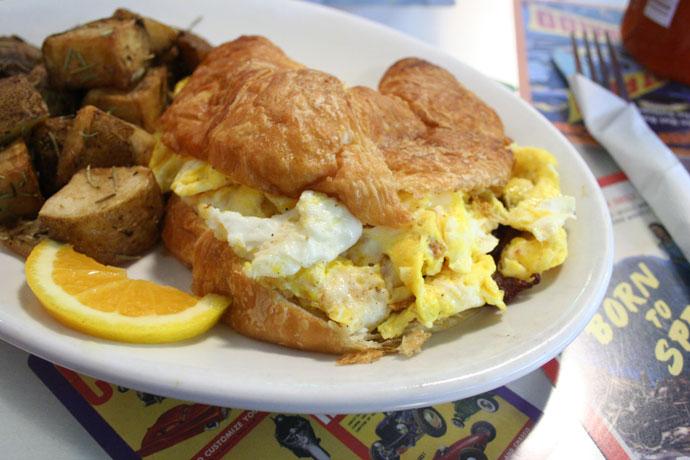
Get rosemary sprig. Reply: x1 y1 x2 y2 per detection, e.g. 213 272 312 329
86 164 100 189
100 29 114 36
62 46 74 71
76 50 87 67
80 73 98 83
187 16 203 31
95 193 116 204
20 114 48 137
111 166 118 193
80 130 100 138
48 132 61 157
69 62 98 75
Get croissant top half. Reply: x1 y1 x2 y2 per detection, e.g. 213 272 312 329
159 35 513 227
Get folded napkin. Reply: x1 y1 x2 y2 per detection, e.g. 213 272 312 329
569 73 690 262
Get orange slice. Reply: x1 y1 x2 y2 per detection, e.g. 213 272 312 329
25 239 230 343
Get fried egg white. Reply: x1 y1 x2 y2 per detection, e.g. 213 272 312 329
198 190 362 279
150 141 575 339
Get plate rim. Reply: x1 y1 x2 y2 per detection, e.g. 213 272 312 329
0 0 614 413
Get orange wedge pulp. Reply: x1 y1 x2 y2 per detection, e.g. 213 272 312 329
25 239 230 343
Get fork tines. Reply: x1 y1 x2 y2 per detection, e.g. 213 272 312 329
571 30 630 101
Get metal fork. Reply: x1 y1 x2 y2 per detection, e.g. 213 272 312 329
570 31 630 101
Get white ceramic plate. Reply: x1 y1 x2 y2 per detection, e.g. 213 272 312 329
0 0 613 414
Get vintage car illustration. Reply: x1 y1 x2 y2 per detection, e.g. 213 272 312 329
451 392 499 428
136 403 230 457
273 414 331 460
605 373 690 452
369 407 447 460
116 386 165 406
433 421 496 460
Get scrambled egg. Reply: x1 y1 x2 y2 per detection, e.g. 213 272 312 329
150 141 575 339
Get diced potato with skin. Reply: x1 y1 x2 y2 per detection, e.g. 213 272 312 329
56 105 155 188
26 64 82 117
150 31 213 84
152 45 179 85
0 218 49 259
0 75 50 145
112 9 180 56
0 138 44 224
42 17 151 90
0 36 42 78
82 67 168 132
173 31 213 77
39 165 163 265
28 116 73 197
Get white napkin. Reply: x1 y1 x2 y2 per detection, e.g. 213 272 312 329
569 73 690 262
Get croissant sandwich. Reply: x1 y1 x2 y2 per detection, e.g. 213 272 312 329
150 35 576 363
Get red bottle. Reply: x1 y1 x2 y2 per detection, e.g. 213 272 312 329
621 0 690 85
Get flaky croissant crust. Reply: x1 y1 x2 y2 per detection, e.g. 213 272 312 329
159 35 513 228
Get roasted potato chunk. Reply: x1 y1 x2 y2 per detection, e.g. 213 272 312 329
0 75 50 145
39 165 163 265
0 218 49 259
26 64 82 116
113 9 180 56
0 36 42 78
42 17 151 90
28 116 73 197
56 105 155 188
0 138 44 224
82 67 168 132
174 30 213 77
